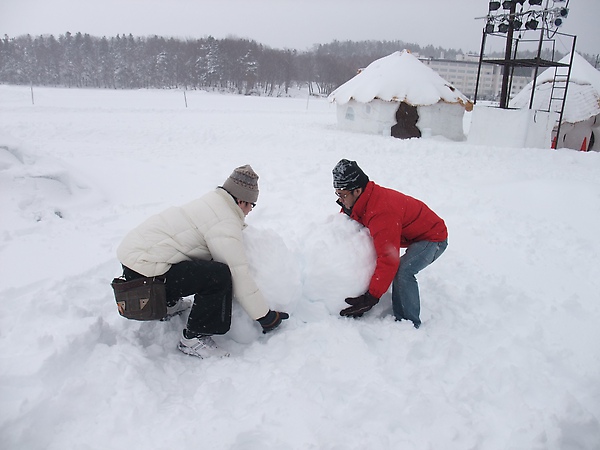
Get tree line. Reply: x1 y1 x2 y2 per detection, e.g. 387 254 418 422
2 33 594 96
0 32 462 96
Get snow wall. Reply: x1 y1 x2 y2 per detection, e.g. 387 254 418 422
416 102 465 141
336 99 397 136
336 99 465 141
467 105 557 149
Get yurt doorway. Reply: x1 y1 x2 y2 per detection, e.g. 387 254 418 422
391 102 421 139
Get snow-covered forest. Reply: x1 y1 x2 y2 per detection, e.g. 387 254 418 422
3 32 591 96
1 34 458 95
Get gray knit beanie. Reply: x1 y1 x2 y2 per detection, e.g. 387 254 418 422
222 164 259 203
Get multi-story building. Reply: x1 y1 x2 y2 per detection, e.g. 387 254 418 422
418 53 534 101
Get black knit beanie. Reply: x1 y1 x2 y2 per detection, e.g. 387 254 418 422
332 159 369 190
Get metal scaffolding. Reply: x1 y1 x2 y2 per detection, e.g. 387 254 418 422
474 0 577 142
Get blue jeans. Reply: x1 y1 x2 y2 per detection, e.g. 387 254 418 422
391 240 448 328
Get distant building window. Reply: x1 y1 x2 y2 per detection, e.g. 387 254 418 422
345 107 355 121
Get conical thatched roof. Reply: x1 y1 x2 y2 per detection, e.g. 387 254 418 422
510 52 600 124
328 50 473 111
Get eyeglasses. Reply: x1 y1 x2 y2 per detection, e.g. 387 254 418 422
236 199 256 208
335 190 353 199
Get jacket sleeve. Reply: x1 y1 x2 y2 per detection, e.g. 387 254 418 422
365 212 403 299
204 219 269 320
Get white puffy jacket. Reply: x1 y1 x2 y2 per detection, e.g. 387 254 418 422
117 188 269 320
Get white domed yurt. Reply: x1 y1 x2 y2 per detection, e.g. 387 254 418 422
510 52 600 152
328 50 473 141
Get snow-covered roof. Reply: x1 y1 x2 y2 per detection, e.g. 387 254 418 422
328 50 473 111
510 52 600 124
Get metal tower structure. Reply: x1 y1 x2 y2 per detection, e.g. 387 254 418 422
474 0 577 143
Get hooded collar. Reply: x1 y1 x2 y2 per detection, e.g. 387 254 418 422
347 181 374 220
336 181 374 218
216 187 247 224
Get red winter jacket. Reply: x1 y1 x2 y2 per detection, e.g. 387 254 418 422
345 181 447 299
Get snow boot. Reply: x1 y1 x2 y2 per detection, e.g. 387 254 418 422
177 332 230 359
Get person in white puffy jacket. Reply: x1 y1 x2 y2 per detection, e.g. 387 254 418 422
117 165 289 358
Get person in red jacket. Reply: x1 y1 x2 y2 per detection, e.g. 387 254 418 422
332 159 448 328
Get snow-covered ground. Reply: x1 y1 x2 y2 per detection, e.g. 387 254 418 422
1 85 599 449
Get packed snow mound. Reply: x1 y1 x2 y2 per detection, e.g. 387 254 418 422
0 137 98 228
230 215 377 342
510 52 600 124
328 50 473 110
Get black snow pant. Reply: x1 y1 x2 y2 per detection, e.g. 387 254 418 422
122 260 232 336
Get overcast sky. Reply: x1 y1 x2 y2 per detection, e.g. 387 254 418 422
1 0 598 56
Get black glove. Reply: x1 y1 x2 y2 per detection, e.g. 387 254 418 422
340 292 379 318
257 310 289 334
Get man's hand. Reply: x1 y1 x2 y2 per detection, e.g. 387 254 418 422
340 292 379 318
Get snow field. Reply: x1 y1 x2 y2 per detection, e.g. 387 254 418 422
1 85 599 449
